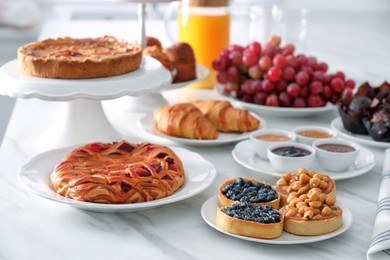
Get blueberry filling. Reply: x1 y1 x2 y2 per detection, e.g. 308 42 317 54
222 203 281 224
222 177 278 203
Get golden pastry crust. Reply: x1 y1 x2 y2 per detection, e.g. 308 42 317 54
275 168 336 206
216 206 284 239
280 204 343 236
143 45 174 71
163 42 196 83
50 140 185 204
218 178 280 209
18 36 142 79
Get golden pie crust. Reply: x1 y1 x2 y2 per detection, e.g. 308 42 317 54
18 36 142 79
216 206 284 239
280 204 343 236
218 178 280 208
50 140 185 204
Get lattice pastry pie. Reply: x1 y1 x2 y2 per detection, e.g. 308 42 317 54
18 36 142 79
50 140 185 203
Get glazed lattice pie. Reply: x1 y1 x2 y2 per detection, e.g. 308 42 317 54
50 140 185 204
18 36 142 79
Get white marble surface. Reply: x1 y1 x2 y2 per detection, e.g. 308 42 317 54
1 12 390 260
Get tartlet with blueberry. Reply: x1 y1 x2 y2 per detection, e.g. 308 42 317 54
218 177 280 208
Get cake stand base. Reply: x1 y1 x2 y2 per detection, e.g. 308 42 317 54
38 99 121 151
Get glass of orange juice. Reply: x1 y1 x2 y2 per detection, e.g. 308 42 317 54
165 0 230 89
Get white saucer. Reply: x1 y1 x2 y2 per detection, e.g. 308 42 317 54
138 112 266 146
18 145 217 213
232 139 375 180
162 64 210 91
201 195 353 245
331 117 390 149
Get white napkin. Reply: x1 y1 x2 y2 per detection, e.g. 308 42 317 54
367 148 390 259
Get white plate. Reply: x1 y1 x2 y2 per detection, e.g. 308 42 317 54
201 195 353 244
0 57 171 101
331 117 390 149
138 112 266 146
162 64 210 91
232 139 375 180
216 87 335 117
18 145 217 213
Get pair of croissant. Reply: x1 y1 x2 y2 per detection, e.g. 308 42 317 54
153 100 260 139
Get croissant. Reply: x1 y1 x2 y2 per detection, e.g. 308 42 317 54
192 100 260 132
154 103 219 139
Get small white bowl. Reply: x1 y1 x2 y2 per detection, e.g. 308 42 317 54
267 142 316 172
249 129 296 160
293 126 336 145
313 139 360 172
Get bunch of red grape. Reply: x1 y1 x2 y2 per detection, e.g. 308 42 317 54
212 35 356 107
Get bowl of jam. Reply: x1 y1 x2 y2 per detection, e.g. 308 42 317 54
293 126 336 145
267 142 316 172
249 129 296 160
313 139 360 172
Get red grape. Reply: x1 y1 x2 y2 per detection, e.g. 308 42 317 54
330 77 345 92
262 79 275 93
346 79 356 89
212 57 229 72
295 71 310 86
217 72 228 84
259 56 272 70
309 81 323 94
229 50 242 66
287 83 300 97
254 92 267 105
321 85 332 100
247 42 262 56
273 54 287 68
228 44 244 53
242 80 254 95
220 48 230 59
276 80 287 92
279 92 292 107
227 66 240 82
299 85 309 98
286 54 298 68
341 88 353 99
282 43 295 56
268 35 281 47
307 94 325 107
263 45 277 58
267 66 283 82
266 93 280 106
283 66 295 81
312 71 325 82
316 62 328 72
242 53 258 67
251 80 262 93
293 97 306 108
334 71 346 80
248 65 263 79
296 55 308 66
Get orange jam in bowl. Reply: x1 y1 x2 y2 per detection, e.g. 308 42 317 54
296 130 333 139
256 134 292 142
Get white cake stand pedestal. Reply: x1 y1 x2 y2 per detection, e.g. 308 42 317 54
0 57 171 150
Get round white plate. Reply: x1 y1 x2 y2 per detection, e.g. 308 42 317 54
162 64 210 91
201 195 353 244
0 57 171 101
18 145 217 213
331 117 390 149
232 139 375 180
138 112 266 146
216 87 335 117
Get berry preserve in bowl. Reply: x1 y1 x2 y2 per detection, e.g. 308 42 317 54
313 139 359 172
267 142 316 172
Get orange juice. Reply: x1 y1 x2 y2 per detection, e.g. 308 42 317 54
178 9 230 89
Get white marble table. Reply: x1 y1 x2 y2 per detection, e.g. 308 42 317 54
1 12 390 259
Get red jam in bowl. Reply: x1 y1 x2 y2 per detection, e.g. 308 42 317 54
317 144 355 153
272 146 311 157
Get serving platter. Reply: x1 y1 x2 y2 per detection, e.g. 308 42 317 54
331 117 390 149
201 195 353 244
232 139 376 180
18 145 216 213
138 112 266 146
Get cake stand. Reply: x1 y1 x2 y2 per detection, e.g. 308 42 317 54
0 57 171 150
